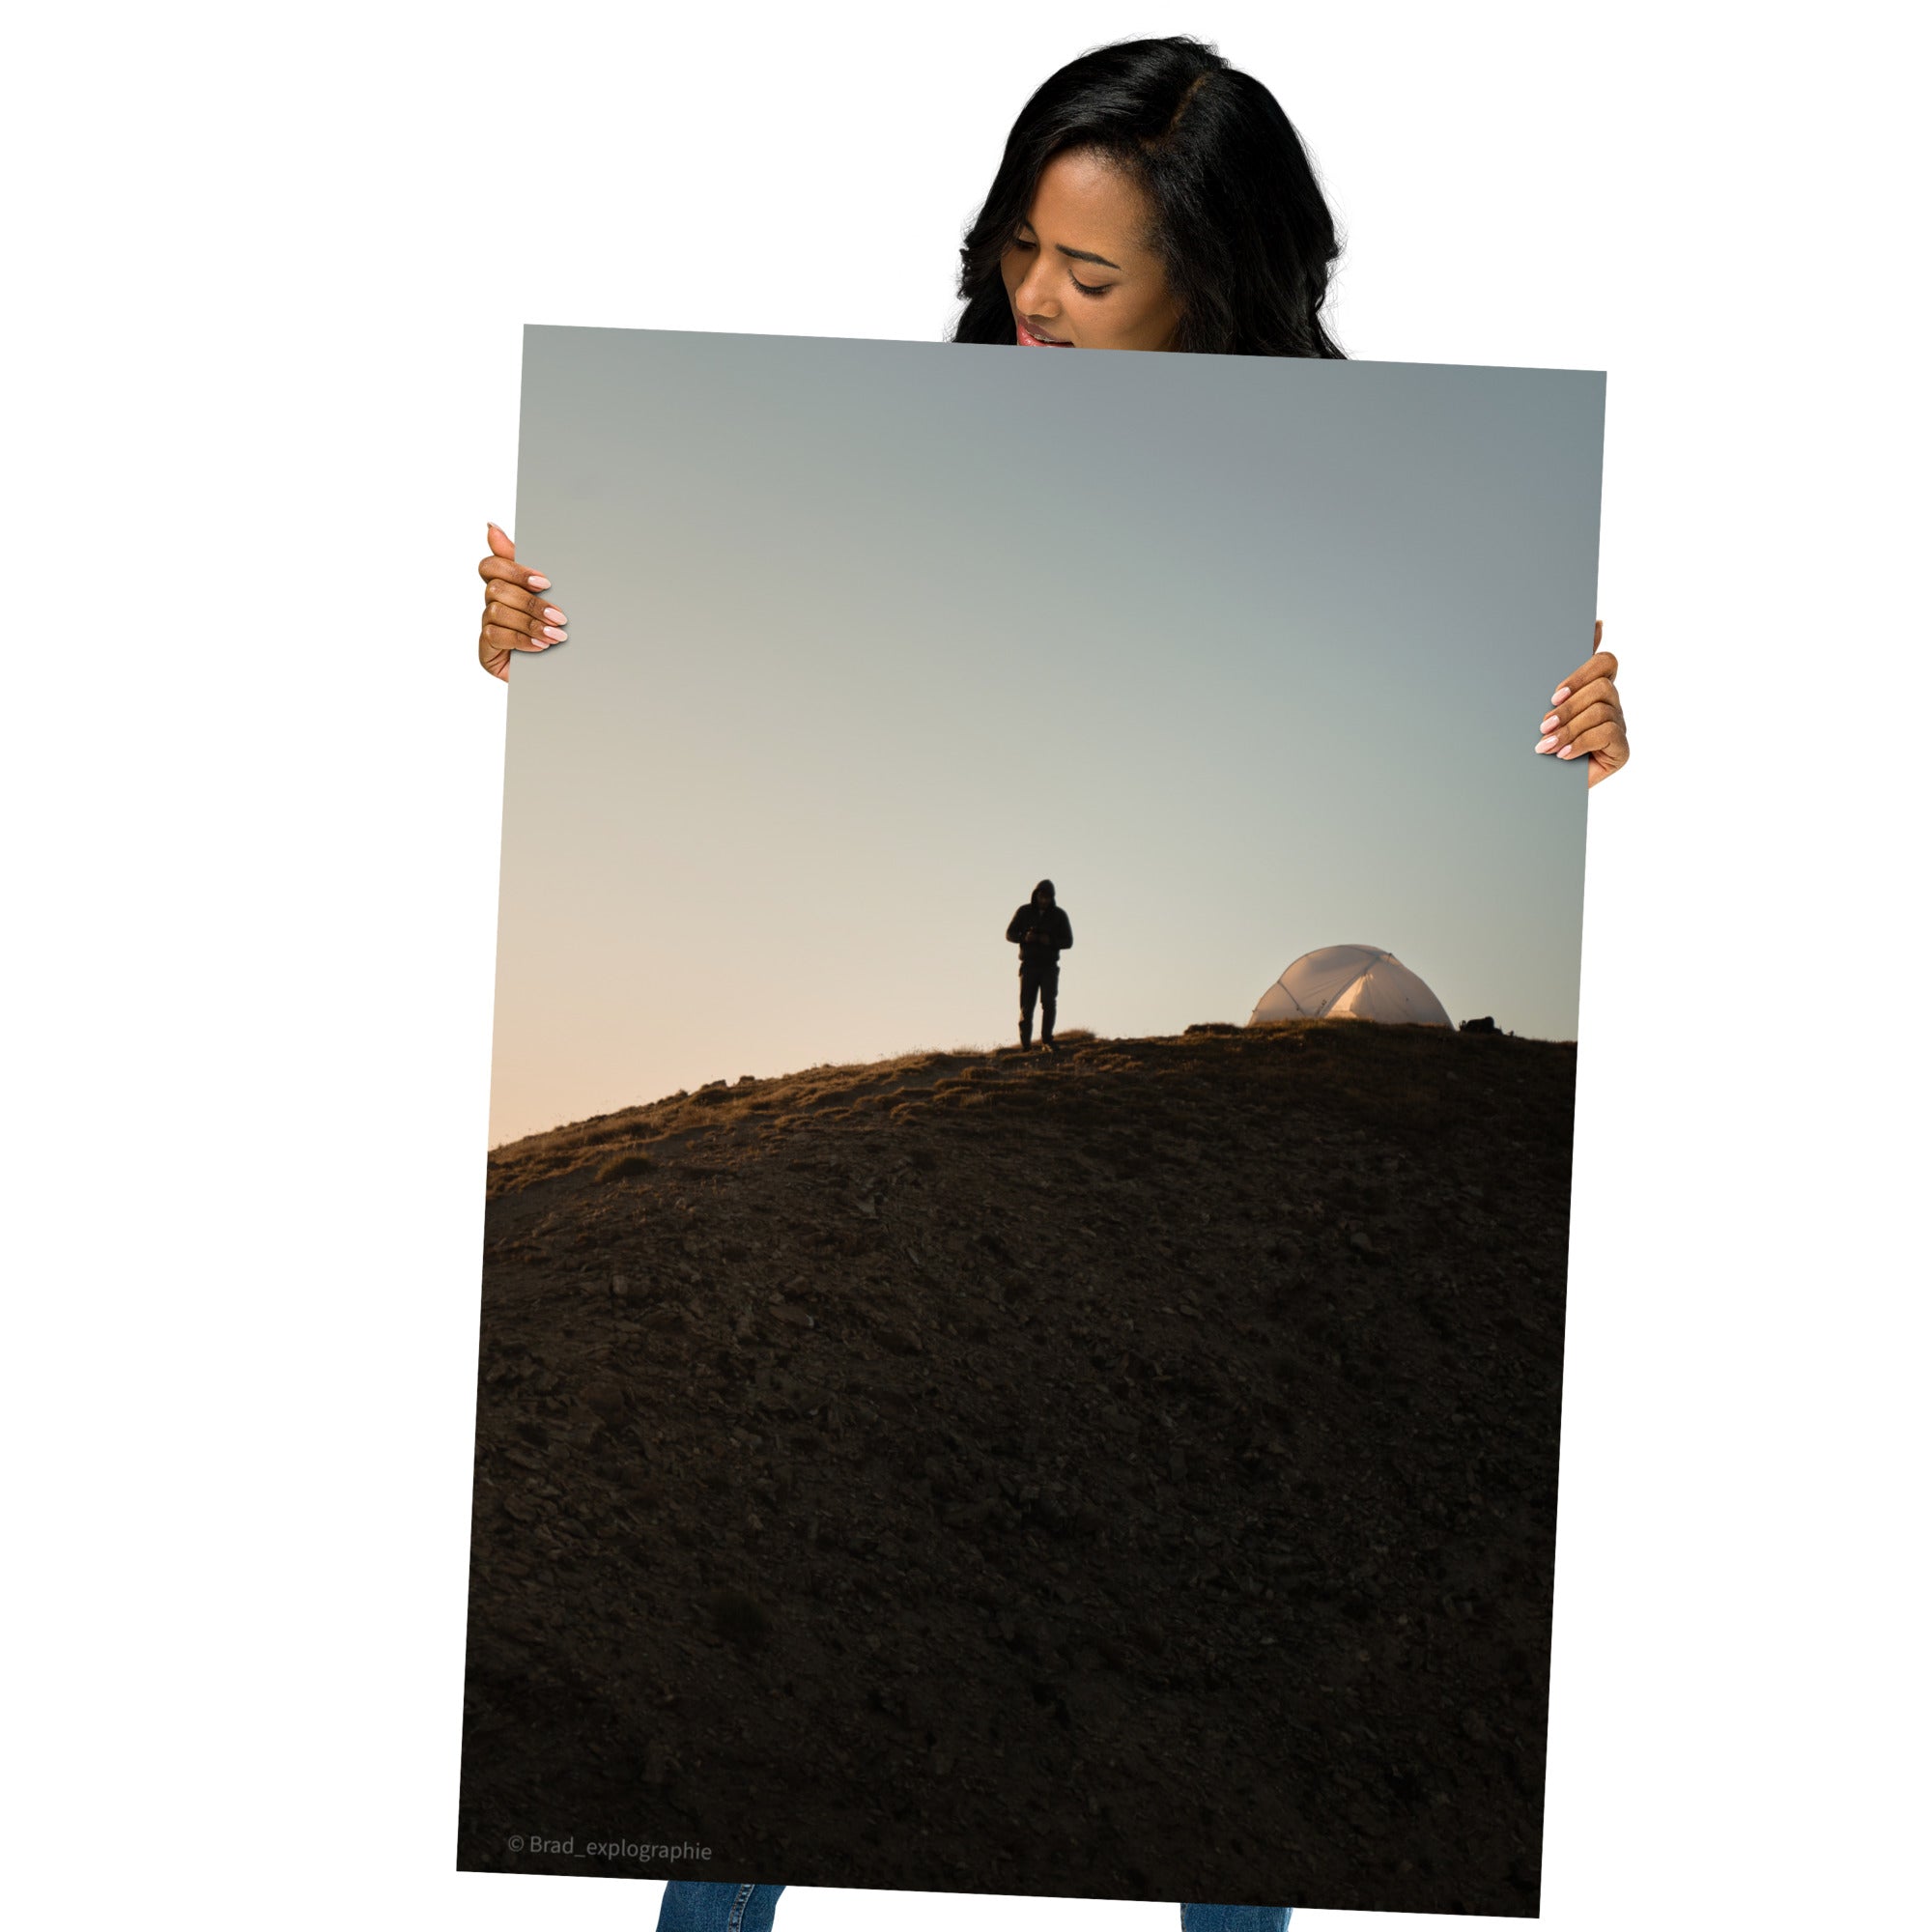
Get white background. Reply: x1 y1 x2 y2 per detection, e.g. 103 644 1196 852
4 5 1922 1929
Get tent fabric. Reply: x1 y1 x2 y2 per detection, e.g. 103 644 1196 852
1248 944 1452 1029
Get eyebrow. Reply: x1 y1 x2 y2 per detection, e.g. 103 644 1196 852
1016 221 1122 272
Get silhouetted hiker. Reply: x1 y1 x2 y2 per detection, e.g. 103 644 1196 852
1006 878 1074 1050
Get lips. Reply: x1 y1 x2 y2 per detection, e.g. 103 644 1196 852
1015 315 1071 347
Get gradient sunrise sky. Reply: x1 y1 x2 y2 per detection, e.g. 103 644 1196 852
488 327 1602 1148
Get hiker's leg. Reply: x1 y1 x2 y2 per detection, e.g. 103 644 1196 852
1178 1906 1290 1931
1039 962 1059 1042
1018 965 1037 1046
656 1881 787 1931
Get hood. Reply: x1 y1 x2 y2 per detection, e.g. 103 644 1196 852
1032 879 1056 904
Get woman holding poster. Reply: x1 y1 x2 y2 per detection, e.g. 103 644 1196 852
469 35 1629 1932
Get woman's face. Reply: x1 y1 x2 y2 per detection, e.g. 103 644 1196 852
1000 148 1182 352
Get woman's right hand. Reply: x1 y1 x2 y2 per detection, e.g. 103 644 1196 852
477 523 567 681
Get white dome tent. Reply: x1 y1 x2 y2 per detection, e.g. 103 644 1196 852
1248 944 1453 1029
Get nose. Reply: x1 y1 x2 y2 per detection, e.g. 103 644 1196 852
1012 255 1062 325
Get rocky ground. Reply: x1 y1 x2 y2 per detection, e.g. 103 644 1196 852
456 1018 1574 1916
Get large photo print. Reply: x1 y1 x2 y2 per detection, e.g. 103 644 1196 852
457 326 1603 1917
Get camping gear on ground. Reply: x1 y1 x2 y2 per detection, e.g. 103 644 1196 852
1247 944 1452 1029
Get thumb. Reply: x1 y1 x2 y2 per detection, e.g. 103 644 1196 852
486 522 517 561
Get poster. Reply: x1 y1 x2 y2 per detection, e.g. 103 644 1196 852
458 326 1603 1917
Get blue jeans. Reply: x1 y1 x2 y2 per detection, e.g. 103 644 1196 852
655 1883 1289 1929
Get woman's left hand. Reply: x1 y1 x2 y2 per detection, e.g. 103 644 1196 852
1538 620 1629 787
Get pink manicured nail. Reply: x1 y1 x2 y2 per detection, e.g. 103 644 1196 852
1540 712 1559 733
1556 744 1577 758
542 607 566 623
542 626 567 641
531 639 551 650
1550 686 1571 705
527 574 551 590
1535 734 1559 753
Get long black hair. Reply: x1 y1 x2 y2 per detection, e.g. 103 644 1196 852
952 37 1345 359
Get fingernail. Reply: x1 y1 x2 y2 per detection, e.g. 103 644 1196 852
542 607 566 623
542 626 567 641
487 522 504 535
1535 734 1559 753
1540 713 1559 733
1550 686 1571 705
528 574 551 590
1556 744 1577 758
532 639 551 651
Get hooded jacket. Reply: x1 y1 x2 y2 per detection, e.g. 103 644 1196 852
1006 880 1074 967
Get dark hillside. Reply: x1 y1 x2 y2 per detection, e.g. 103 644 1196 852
457 1019 1574 1916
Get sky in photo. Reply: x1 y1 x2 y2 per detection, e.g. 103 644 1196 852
489 327 1602 1148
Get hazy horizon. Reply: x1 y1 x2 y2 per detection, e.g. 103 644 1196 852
489 327 1602 1149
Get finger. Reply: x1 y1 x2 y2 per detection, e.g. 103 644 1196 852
481 579 569 627
481 620 555 658
1540 677 1621 733
1536 698 1616 753
485 598 569 645
1550 648 1618 706
478 553 554 594
486 522 517 561
486 603 568 646
1556 720 1628 764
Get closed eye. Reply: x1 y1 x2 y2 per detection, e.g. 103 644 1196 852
1011 231 1116 297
